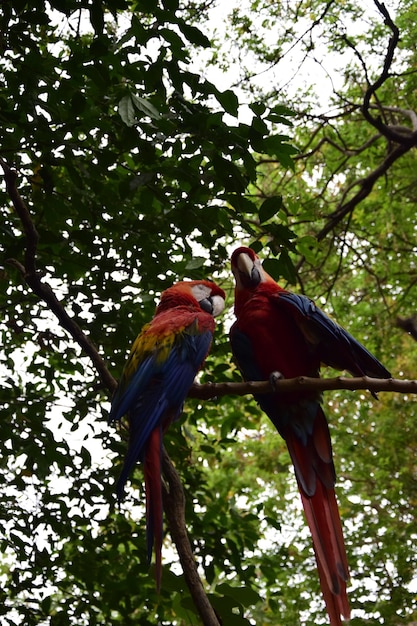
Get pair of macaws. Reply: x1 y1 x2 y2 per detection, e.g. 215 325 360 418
109 246 390 625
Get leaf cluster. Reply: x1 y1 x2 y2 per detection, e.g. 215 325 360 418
2 1 417 625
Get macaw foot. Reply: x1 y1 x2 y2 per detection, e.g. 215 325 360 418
269 371 284 390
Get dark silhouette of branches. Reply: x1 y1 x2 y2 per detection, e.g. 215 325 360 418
361 1 417 146
316 140 411 241
286 1 417 282
318 2 417 239
1 157 116 393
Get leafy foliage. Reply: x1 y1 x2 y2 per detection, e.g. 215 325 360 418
1 1 417 625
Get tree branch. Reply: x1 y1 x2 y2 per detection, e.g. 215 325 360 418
1 158 116 392
299 3 417 249
361 1 417 146
189 375 412 399
161 449 221 626
316 140 410 241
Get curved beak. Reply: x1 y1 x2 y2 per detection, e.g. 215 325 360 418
234 252 262 289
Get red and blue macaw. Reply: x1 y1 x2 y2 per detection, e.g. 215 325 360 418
109 280 225 589
230 246 390 626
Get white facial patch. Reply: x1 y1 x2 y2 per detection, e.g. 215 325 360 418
191 283 225 317
210 294 225 317
191 283 212 303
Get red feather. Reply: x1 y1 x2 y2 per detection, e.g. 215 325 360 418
230 246 390 625
144 427 163 590
110 280 226 589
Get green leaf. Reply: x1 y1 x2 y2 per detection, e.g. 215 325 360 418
261 134 291 156
258 196 282 223
185 256 205 270
216 583 262 607
118 95 136 127
214 89 239 117
160 27 187 59
178 22 211 48
251 116 268 136
131 94 161 119
222 194 258 214
269 103 296 117
263 250 297 284
266 112 294 126
249 102 266 116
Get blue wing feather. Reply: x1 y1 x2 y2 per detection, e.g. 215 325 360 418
274 291 391 379
113 330 213 499
230 325 265 382
109 355 160 424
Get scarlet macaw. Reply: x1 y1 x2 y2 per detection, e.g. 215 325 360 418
109 280 225 589
230 246 390 626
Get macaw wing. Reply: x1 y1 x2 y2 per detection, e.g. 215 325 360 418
273 291 391 379
109 353 162 424
229 324 266 383
114 329 213 498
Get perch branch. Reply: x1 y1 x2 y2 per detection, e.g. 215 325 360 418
189 376 413 399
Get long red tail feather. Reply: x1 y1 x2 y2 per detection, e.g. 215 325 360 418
144 427 163 591
286 407 350 624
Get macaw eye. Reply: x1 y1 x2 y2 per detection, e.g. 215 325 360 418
191 283 225 316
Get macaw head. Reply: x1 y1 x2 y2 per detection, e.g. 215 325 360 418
187 280 226 317
231 247 277 314
231 246 271 289
157 280 226 317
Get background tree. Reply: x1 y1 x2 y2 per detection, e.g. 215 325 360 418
1 1 416 625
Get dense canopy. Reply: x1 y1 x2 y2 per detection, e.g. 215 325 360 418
1 1 417 624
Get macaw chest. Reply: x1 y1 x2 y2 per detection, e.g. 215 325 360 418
232 300 320 381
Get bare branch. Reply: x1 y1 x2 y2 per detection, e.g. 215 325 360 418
161 450 221 626
316 140 410 241
373 105 417 132
361 2 417 146
189 376 413 400
1 160 39 274
295 132 381 161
